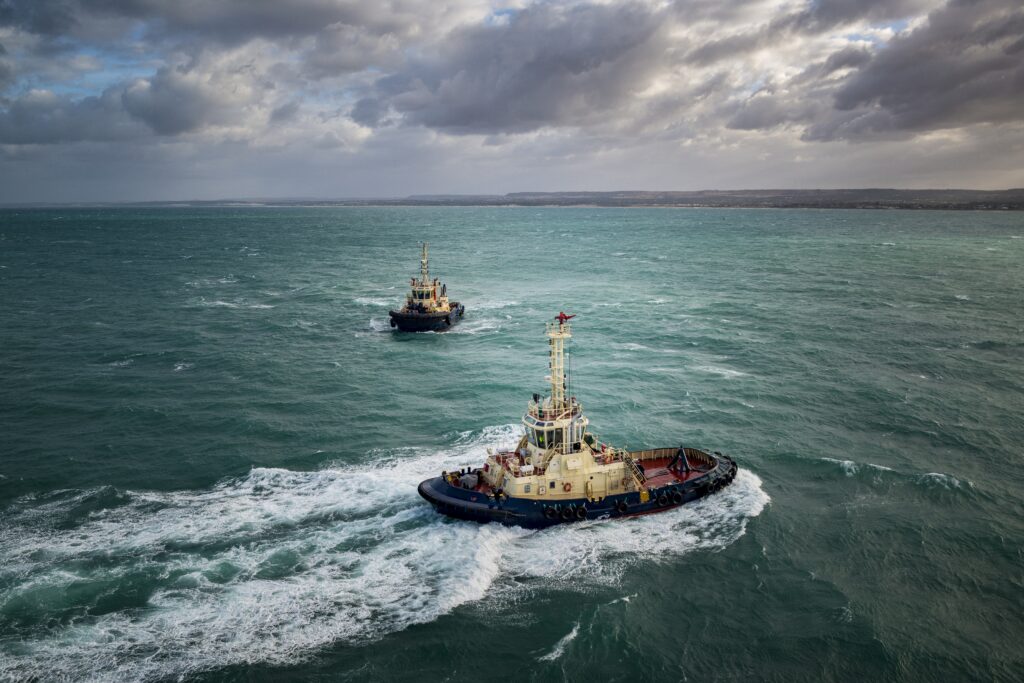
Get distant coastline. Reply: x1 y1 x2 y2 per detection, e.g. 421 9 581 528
6 189 1024 210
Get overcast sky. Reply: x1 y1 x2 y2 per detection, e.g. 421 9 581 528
1 0 1022 202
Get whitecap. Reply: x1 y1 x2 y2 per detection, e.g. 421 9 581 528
367 318 391 333
615 342 650 352
445 318 501 335
693 364 748 378
918 472 970 489
353 297 394 307
820 457 858 476
173 362 193 372
472 300 519 310
538 622 580 662
198 299 274 309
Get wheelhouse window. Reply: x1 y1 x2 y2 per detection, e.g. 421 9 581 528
531 427 565 449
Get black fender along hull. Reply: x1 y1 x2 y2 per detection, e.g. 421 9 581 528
389 303 465 332
418 454 738 529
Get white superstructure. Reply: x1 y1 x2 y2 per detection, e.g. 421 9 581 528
480 314 649 502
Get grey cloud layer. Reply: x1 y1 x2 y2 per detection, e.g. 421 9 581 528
1 0 1022 200
353 2 670 133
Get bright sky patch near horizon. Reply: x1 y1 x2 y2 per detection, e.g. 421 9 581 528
0 0 1022 203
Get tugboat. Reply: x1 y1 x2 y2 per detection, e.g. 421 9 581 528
418 313 738 528
388 243 465 332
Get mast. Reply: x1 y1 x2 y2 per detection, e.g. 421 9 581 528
420 242 429 285
545 313 574 414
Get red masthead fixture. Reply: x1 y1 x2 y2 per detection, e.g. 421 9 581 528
555 312 576 324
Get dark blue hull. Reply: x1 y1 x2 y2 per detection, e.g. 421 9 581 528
418 454 738 529
389 303 465 332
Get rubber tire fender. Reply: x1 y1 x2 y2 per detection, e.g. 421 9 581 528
575 505 587 520
615 500 628 514
671 490 684 505
657 494 668 506
560 507 573 521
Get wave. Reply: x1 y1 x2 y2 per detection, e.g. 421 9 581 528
367 317 391 332
443 318 503 335
0 425 768 681
186 275 238 288
353 296 394 307
196 298 275 310
917 472 971 490
693 364 748 378
538 622 580 662
471 300 519 310
819 457 893 477
815 458 973 494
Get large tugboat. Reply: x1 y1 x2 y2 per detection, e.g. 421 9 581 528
388 243 465 332
418 313 738 528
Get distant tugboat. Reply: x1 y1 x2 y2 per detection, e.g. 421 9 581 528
388 243 465 332
418 313 738 528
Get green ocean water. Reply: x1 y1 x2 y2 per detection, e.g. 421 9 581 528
1 206 1022 682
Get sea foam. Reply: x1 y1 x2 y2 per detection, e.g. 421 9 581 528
0 425 768 681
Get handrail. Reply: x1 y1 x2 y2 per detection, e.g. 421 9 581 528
621 452 647 490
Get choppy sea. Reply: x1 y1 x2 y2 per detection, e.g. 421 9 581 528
1 207 1022 681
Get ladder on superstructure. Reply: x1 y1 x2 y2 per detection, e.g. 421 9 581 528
622 452 647 490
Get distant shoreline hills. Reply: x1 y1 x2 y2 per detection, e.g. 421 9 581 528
11 189 1024 210
399 189 1024 210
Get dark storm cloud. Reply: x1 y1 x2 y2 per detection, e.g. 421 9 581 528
353 2 669 134
0 88 143 143
811 0 1024 139
786 0 932 31
683 0 932 67
821 46 872 75
0 0 405 42
120 67 229 135
0 0 78 36
0 43 14 92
